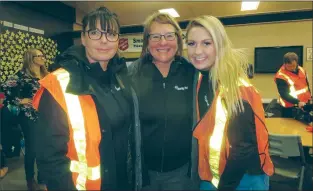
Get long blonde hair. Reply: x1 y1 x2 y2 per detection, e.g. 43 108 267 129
186 15 250 117
23 48 49 78
140 12 183 58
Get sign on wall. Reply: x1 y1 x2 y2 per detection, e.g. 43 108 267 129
118 31 187 52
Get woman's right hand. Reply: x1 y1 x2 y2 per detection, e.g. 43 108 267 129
20 98 32 106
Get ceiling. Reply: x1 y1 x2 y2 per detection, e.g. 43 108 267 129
63 1 312 26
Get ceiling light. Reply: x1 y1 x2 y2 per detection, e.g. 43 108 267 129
241 1 260 11
159 8 180 18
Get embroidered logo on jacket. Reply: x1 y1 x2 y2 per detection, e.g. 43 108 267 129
115 86 121 91
174 85 188 91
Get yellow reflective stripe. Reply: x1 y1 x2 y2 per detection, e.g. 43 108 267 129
209 95 228 188
278 97 286 107
277 72 307 99
54 70 100 190
70 161 101 180
278 72 294 86
290 87 308 97
87 165 101 180
239 78 251 87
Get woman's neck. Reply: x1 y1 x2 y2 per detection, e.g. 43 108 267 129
153 59 173 78
31 65 42 79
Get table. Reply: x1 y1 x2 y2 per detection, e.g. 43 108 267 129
265 118 312 147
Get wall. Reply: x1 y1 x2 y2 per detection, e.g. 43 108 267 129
121 20 312 100
225 20 312 99
0 2 74 37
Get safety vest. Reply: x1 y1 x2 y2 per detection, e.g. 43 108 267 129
33 68 102 190
194 74 274 188
274 65 311 108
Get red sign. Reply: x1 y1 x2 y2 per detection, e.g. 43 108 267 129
119 38 129 51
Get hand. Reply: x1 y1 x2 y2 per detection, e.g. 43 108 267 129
20 98 32 106
298 102 306 108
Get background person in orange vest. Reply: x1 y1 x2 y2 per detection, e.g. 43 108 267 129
274 52 312 118
33 7 143 191
186 15 274 190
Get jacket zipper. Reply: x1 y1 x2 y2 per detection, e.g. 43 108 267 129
160 81 167 172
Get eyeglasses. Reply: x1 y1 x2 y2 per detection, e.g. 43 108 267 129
86 29 119 42
33 55 45 58
148 32 177 42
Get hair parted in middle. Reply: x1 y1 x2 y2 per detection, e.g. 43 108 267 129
23 48 49 78
140 12 183 59
186 15 250 117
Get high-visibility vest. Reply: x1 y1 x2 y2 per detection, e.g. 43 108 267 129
194 74 274 187
33 68 102 190
274 65 311 108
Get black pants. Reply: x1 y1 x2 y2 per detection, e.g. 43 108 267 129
0 106 21 157
143 163 197 190
0 150 6 168
19 114 42 182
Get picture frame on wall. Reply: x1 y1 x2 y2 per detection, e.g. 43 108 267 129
306 47 312 61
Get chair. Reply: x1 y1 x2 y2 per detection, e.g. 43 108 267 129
264 99 280 118
269 134 306 190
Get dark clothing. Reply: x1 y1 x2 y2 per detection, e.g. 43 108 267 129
19 114 42 182
198 71 214 119
143 163 196 190
130 55 195 173
276 78 300 105
0 106 21 157
34 45 142 190
194 71 263 190
1 70 40 121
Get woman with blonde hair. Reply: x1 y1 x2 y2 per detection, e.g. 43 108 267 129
186 15 274 190
129 12 196 190
1 48 48 190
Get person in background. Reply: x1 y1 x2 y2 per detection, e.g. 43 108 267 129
274 52 312 118
33 7 142 191
129 12 196 190
1 48 48 190
186 15 274 190
0 91 8 178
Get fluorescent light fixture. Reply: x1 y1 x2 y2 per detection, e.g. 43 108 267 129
241 1 260 11
159 8 180 17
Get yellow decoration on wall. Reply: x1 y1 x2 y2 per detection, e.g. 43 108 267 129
0 27 60 82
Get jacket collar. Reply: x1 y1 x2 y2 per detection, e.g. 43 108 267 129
140 54 190 80
56 45 126 95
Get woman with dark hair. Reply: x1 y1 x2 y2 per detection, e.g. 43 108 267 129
1 48 49 190
33 6 142 191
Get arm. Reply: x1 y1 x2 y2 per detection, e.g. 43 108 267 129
276 78 299 104
34 90 76 190
218 101 259 190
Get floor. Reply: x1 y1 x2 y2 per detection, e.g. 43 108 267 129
0 155 28 190
0 154 312 190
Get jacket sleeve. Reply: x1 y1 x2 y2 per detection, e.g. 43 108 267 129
34 89 76 190
276 78 299 104
218 101 260 190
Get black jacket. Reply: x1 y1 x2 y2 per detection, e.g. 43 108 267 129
34 45 143 190
129 55 195 173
